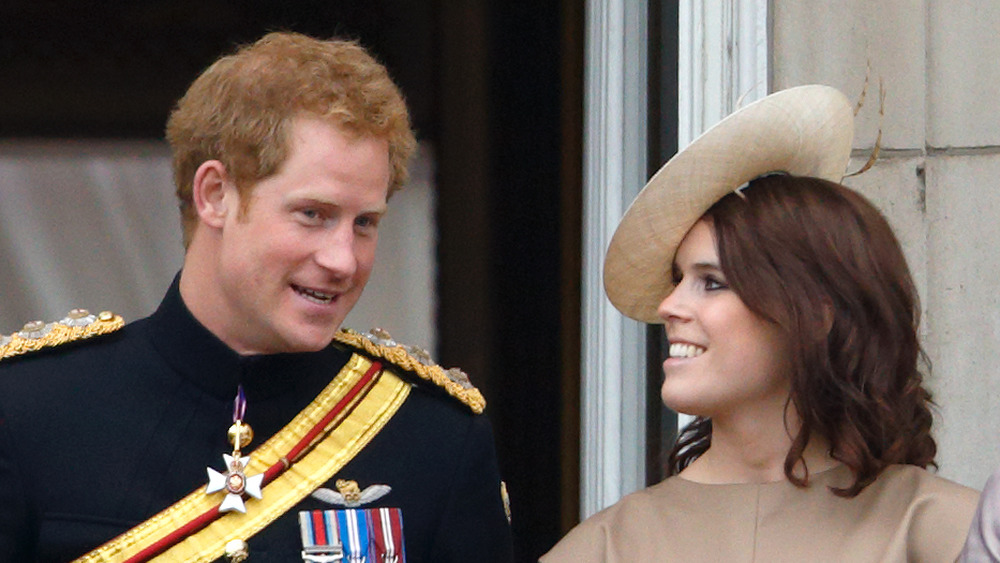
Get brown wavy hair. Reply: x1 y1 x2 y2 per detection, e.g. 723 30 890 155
167 31 416 248
666 174 936 497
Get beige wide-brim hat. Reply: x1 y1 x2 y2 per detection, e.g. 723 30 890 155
604 84 855 323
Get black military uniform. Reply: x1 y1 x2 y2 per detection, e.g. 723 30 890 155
0 278 513 562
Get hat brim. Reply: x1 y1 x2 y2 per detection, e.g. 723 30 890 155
603 84 854 323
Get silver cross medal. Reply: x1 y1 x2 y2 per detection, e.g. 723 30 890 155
206 385 264 513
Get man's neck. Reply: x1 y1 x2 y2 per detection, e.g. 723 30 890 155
177 250 251 355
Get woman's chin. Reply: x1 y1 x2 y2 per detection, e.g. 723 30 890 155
660 394 709 419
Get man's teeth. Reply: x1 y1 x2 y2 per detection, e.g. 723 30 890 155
669 343 705 358
296 286 335 304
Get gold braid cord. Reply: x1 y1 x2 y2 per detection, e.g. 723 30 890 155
334 328 486 414
0 310 125 362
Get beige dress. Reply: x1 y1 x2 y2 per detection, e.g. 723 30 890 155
542 465 979 563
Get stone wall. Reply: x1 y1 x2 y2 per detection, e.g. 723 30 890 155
773 0 1000 489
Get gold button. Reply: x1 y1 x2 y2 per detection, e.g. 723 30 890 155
224 538 249 562
228 423 254 450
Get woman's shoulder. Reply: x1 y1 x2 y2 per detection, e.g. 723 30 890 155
861 464 980 559
851 464 979 528
874 464 980 504
539 478 682 563
550 477 687 535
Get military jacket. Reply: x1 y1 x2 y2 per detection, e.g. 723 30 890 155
0 279 513 562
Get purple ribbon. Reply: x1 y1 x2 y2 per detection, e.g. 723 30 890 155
233 384 247 423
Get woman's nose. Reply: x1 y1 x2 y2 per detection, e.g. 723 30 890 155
657 284 688 323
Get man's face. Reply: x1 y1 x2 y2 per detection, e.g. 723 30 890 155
210 116 390 354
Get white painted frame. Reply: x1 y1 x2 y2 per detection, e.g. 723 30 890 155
678 0 769 147
581 0 649 517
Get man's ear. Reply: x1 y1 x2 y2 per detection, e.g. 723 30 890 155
191 160 235 229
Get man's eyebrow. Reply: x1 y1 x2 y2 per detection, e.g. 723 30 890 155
287 195 387 215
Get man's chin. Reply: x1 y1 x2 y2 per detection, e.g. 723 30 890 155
280 325 343 354
279 335 336 354
258 312 346 354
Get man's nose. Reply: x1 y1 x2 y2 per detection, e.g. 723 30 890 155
314 224 358 278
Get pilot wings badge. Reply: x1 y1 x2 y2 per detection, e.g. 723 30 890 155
312 479 392 507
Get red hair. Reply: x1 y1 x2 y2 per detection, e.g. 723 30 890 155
167 32 415 248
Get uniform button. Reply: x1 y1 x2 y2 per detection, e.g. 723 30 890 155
224 538 249 562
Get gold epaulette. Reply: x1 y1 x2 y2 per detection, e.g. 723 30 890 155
0 309 125 362
334 328 486 414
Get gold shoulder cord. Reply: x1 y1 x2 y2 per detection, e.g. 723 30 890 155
0 309 125 362
333 328 486 414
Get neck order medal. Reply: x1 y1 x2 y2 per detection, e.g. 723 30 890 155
206 385 264 513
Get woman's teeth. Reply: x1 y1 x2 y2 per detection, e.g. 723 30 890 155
669 343 705 358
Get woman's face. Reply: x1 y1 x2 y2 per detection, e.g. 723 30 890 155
657 219 792 419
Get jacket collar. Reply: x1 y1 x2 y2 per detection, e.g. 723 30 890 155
145 273 352 402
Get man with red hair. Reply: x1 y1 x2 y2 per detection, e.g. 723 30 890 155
0 32 512 563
